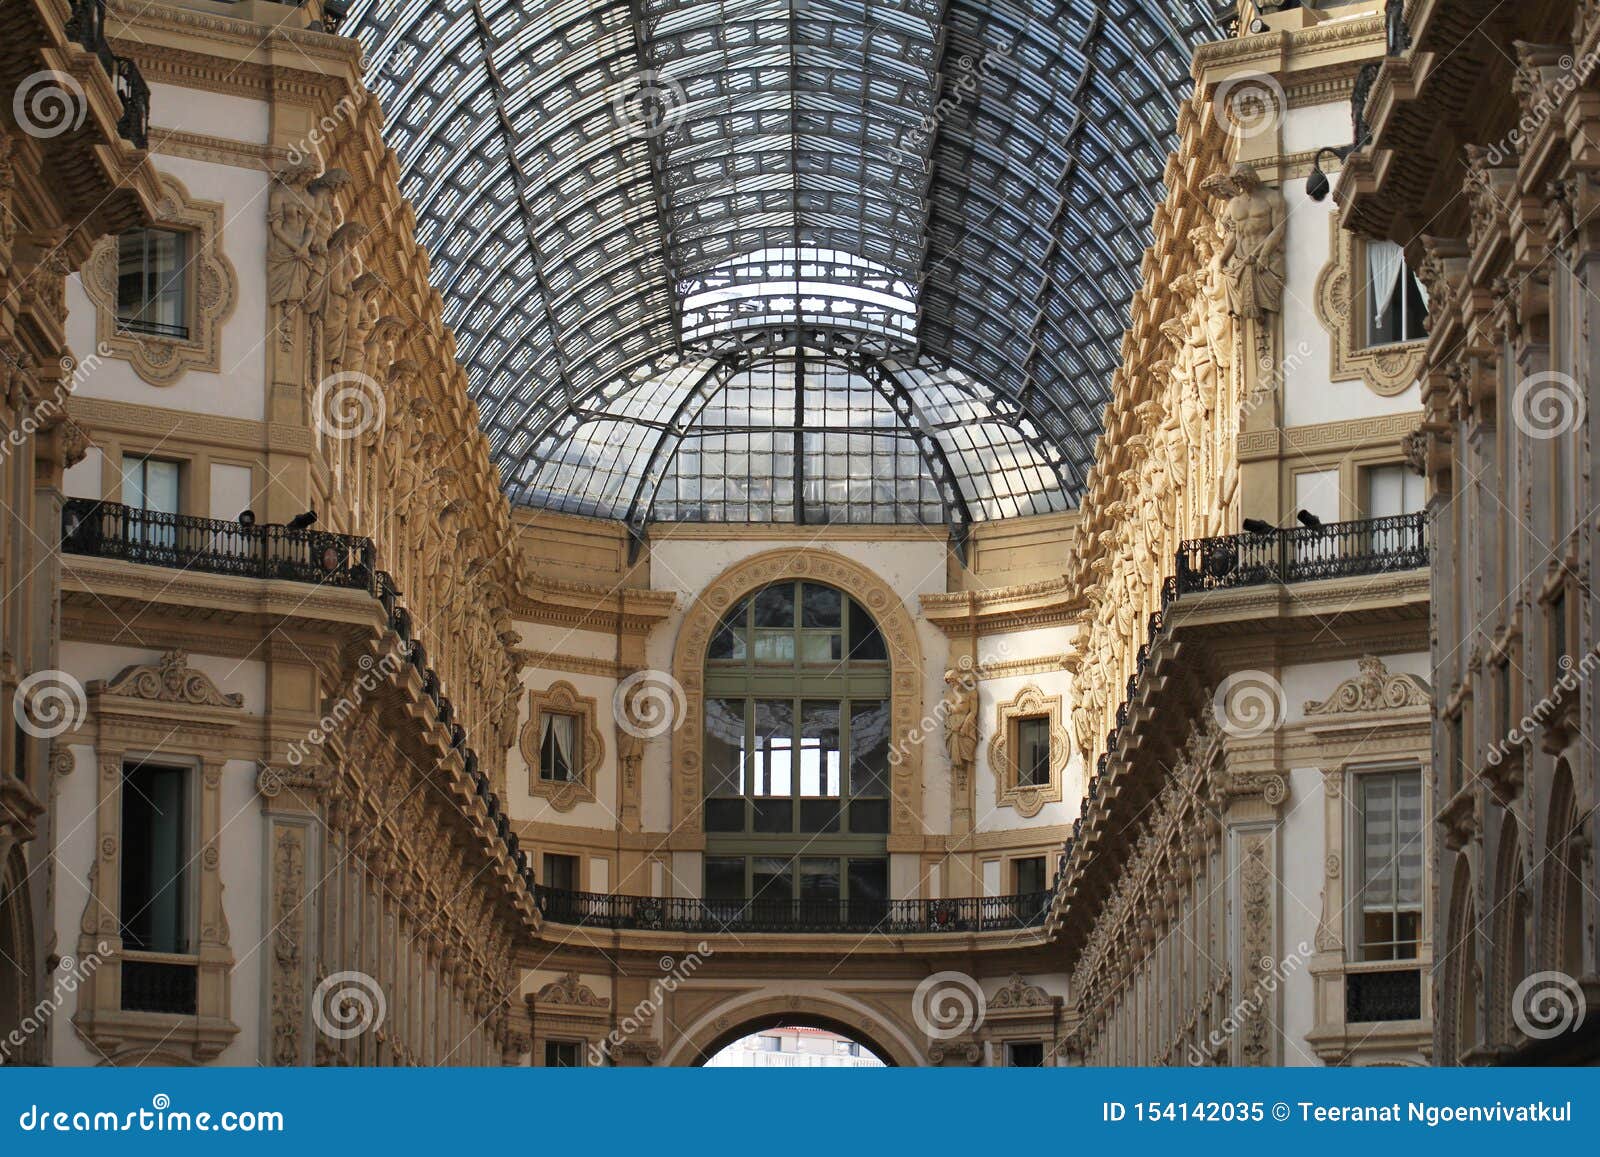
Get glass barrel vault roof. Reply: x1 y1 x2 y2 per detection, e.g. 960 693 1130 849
342 0 1221 531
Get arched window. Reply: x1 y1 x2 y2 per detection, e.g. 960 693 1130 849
701 579 891 921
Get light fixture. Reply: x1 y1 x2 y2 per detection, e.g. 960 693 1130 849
238 509 255 527
1306 145 1353 202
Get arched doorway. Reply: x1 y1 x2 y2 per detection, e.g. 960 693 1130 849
0 848 36 1065
701 1017 889 1068
693 1012 899 1067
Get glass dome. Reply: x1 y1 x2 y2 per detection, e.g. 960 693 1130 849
342 0 1221 527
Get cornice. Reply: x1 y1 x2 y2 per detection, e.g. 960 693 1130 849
1237 410 1425 462
513 650 628 680
148 127 286 171
509 578 677 633
68 395 312 456
921 578 1085 634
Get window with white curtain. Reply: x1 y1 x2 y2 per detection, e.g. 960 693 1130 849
1353 769 1424 961
1365 239 1429 346
1362 464 1425 518
538 712 578 782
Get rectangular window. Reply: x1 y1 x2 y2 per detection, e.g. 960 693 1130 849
116 228 189 338
799 701 841 797
1015 716 1051 787
751 856 793 918
121 456 180 552
1362 464 1425 519
1354 770 1423 961
1013 856 1046 896
542 853 578 892
847 858 888 924
705 857 745 903
799 858 841 922
544 1040 579 1067
1006 1040 1045 1067
1364 239 1428 346
538 712 579 782
120 762 190 954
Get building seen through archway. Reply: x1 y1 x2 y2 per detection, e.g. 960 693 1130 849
0 0 1593 1069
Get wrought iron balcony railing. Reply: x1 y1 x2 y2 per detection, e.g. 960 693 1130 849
1174 512 1428 596
62 499 377 591
535 886 1051 935
66 0 150 149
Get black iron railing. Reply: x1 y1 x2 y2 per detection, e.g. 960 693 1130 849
1385 0 1411 56
1346 967 1422 1023
120 959 197 1015
535 886 1051 934
66 0 150 149
1352 60 1380 149
1174 512 1428 595
62 499 376 590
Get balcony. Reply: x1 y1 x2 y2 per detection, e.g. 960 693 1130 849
61 499 377 590
1174 512 1429 595
66 0 150 149
536 886 1051 935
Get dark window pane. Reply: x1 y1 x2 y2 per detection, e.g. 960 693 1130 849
542 853 578 891
545 1041 579 1067
705 798 746 832
800 858 840 923
751 857 792 909
703 698 745 796
120 762 189 954
801 583 842 628
1016 716 1051 787
849 798 889 834
799 798 841 833
753 798 793 832
708 599 748 660
849 700 890 796
1007 1041 1045 1067
848 598 887 661
1014 856 1046 895
848 858 888 925
752 583 794 627
706 857 745 901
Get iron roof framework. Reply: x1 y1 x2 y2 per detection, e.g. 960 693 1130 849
343 0 1221 531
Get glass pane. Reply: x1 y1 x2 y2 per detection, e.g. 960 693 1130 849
703 698 745 796
753 629 795 663
848 858 888 924
120 763 188 954
153 230 187 330
116 232 144 318
752 700 792 796
752 798 793 833
849 798 889 834
705 857 745 901
1014 856 1046 894
752 584 794 627
708 599 748 660
1360 775 1397 907
539 712 576 782
801 583 842 628
799 798 841 833
144 460 179 515
799 630 842 663
800 859 840 923
849 701 890 796
704 798 745 832
848 598 887 661
1016 716 1051 787
542 853 577 891
799 701 840 796
751 857 792 906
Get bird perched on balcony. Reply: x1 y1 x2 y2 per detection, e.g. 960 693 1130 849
1296 509 1323 529
287 509 318 530
1242 517 1274 535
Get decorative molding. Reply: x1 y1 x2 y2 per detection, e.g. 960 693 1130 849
1313 216 1424 398
988 974 1052 1012
534 972 610 1009
1305 655 1431 715
986 684 1069 818
79 172 238 386
1236 410 1424 462
90 649 243 709
519 681 602 811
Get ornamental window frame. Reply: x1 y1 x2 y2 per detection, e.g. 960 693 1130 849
520 682 602 811
987 684 1068 817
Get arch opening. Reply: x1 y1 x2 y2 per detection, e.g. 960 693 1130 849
696 1013 895 1068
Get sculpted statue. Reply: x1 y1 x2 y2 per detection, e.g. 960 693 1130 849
1191 224 1234 372
616 729 643 791
267 163 318 311
942 668 979 787
317 222 368 382
1204 163 1285 321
